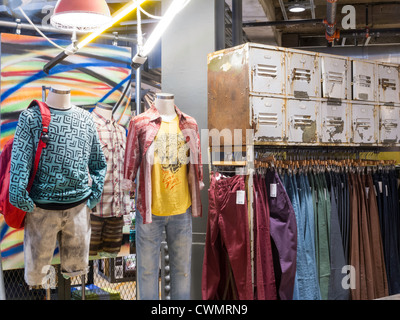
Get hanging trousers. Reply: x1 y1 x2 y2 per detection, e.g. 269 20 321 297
365 173 389 299
284 172 321 300
326 171 350 300
309 172 331 300
299 172 322 300
373 171 400 295
337 172 350 265
253 174 277 300
265 170 297 300
202 174 253 300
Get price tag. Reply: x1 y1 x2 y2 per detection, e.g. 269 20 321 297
236 190 245 205
270 184 277 198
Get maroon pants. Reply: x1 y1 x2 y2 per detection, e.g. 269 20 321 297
253 174 278 300
202 174 253 300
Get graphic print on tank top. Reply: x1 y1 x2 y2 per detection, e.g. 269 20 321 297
151 116 191 216
154 122 188 190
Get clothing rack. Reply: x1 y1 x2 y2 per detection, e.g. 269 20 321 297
207 140 400 300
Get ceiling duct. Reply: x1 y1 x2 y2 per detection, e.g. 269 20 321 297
324 0 339 43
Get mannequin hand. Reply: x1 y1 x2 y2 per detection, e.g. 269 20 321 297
199 181 205 191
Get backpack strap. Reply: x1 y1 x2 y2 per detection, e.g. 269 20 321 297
26 100 51 191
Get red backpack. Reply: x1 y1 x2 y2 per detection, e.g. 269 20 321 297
0 100 51 229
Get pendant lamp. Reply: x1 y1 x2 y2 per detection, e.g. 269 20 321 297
50 0 112 32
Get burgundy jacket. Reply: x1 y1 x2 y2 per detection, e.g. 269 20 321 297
123 104 203 224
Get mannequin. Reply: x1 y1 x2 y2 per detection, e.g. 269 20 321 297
9 85 107 287
89 102 129 258
154 93 176 122
124 92 204 300
45 85 72 110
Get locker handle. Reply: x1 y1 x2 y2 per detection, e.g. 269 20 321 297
325 119 344 127
354 119 371 128
382 120 398 129
380 78 396 90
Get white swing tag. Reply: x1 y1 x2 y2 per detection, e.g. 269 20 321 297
236 190 245 205
270 184 277 198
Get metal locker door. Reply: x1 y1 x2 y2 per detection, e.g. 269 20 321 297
321 56 348 100
379 105 400 144
251 96 285 142
286 50 319 99
378 64 399 104
319 102 349 144
352 60 376 102
352 104 376 144
249 47 285 96
287 99 317 144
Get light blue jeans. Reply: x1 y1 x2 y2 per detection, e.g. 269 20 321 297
136 207 192 300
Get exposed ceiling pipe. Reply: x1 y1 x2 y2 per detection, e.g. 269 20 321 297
324 0 339 43
242 18 323 28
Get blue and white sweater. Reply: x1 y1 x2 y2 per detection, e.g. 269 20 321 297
9 105 107 212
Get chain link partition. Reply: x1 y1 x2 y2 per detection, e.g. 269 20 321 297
2 256 137 300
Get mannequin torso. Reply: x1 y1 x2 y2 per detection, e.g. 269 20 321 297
154 93 176 122
94 103 113 120
46 85 72 110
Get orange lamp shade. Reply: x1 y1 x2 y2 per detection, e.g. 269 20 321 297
51 0 112 32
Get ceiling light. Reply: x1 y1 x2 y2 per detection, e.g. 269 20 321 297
43 0 147 74
288 1 307 13
50 0 112 32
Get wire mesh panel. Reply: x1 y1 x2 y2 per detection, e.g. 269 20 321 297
69 258 137 300
1 256 137 300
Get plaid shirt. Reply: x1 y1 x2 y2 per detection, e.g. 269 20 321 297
123 105 203 224
92 111 130 217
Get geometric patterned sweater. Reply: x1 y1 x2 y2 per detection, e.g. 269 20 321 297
9 105 107 212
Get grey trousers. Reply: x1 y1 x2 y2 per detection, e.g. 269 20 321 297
24 202 91 286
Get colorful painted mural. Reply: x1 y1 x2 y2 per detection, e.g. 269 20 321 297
0 33 132 270
0 33 133 150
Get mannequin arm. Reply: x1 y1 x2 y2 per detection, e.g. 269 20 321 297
9 110 37 212
123 117 141 190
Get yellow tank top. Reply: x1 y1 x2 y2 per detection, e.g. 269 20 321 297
151 115 191 216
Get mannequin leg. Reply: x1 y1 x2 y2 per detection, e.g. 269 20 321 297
24 207 62 286
58 203 91 278
165 208 192 300
136 211 164 300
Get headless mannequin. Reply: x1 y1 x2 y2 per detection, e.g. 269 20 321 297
154 93 176 122
45 85 71 110
93 103 113 120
